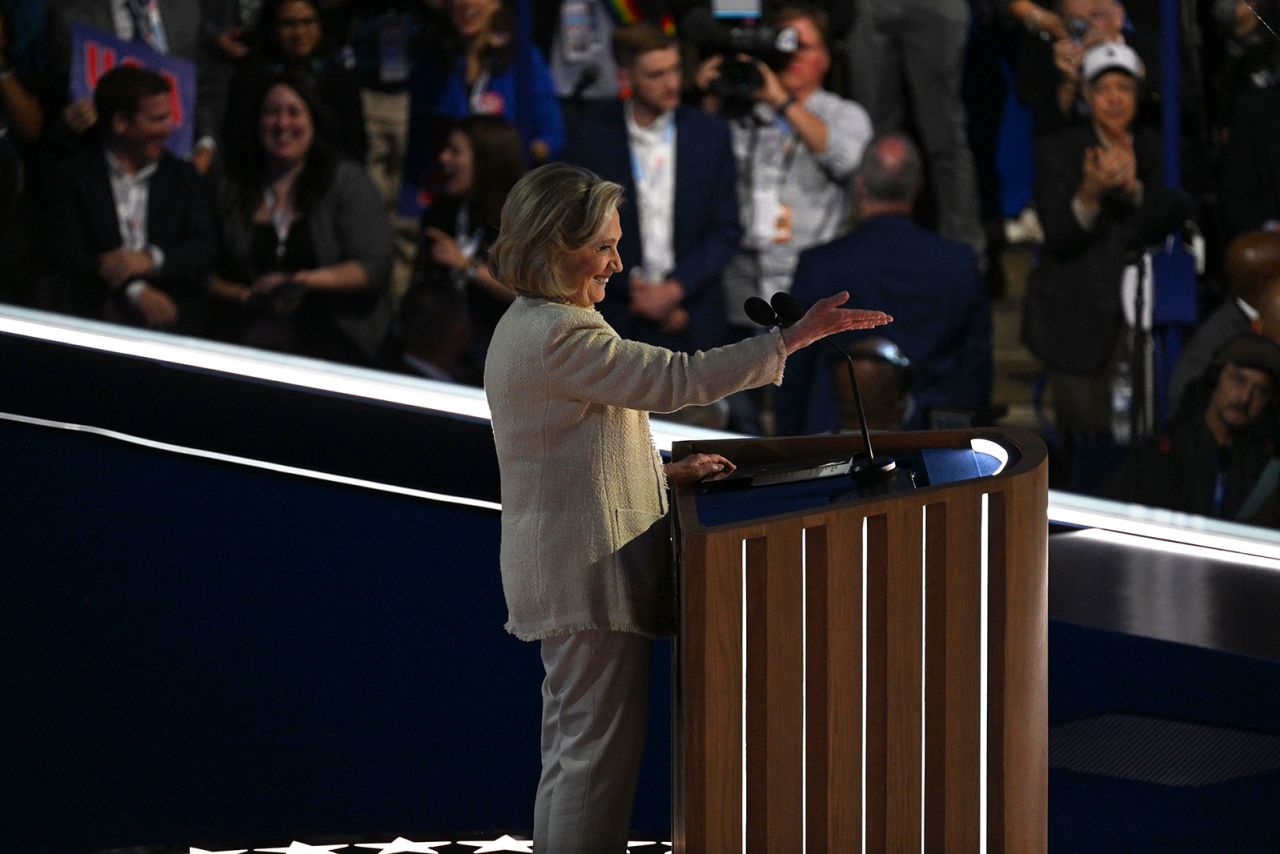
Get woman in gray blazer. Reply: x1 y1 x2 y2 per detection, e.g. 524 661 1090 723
484 162 890 853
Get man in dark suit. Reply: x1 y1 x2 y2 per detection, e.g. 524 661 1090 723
562 21 739 353
777 132 992 434
42 65 213 333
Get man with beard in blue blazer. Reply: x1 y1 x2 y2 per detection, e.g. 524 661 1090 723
777 133 992 434
562 22 739 353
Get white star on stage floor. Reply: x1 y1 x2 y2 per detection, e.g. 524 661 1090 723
354 838 451 853
186 848 250 854
254 843 350 853
455 835 535 853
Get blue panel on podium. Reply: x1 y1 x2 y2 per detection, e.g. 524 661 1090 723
920 447 984 485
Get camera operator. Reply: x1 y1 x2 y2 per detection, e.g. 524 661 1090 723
695 3 872 433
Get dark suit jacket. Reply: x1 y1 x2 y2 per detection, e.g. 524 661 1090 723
777 215 992 435
563 102 740 352
43 145 214 333
1222 86 1280 238
1022 123 1165 376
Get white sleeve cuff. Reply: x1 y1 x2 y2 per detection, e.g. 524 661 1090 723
1071 195 1100 232
124 281 147 303
147 244 165 274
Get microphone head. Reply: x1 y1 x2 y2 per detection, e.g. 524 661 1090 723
770 291 805 327
744 296 778 328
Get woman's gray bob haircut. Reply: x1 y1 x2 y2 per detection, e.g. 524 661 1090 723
489 163 625 301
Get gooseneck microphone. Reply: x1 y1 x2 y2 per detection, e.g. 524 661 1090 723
761 292 896 482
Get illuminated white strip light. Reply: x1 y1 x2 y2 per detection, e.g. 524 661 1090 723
1072 527 1280 572
979 494 990 854
860 517 868 853
920 507 927 853
1048 489 1280 562
801 528 808 853
0 411 502 513
741 538 748 854
0 306 735 452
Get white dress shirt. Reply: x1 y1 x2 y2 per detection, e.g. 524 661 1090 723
625 101 677 281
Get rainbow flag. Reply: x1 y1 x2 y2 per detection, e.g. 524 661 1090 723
600 0 677 34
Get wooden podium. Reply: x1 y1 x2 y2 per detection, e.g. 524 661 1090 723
670 428 1047 853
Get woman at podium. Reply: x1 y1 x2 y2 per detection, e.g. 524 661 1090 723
483 162 890 853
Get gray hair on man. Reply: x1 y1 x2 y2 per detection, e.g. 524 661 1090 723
857 133 924 205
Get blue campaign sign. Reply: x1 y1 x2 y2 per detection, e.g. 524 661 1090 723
68 23 197 157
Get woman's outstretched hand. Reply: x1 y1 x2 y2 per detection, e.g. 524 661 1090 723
781 291 892 355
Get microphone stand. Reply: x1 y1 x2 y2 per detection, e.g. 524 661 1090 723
764 292 896 483
821 339 897 483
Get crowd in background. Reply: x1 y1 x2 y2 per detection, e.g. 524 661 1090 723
3 0 1280 523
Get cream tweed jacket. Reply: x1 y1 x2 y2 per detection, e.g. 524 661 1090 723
484 296 787 640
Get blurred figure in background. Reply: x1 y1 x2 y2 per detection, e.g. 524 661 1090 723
831 336 914 434
208 73 392 365
848 0 987 261
563 21 738 355
1105 334 1280 525
224 0 368 164
41 66 212 332
1022 43 1171 447
1170 230 1280 412
407 113 523 377
696 3 872 433
400 0 563 219
391 282 476 383
778 133 991 435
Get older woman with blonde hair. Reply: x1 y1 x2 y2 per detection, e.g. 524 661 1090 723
484 162 890 853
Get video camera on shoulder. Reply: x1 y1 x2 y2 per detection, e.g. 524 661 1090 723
684 1 799 115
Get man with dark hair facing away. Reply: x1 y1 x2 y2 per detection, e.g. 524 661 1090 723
1105 334 1280 524
42 65 213 333
563 21 739 354
777 132 992 435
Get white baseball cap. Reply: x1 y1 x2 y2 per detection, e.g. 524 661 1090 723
1082 42 1146 84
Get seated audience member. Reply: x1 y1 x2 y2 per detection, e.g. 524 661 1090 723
409 114 523 371
41 66 213 333
225 0 367 164
777 133 991 435
831 337 914 434
1022 43 1182 443
208 72 393 365
563 21 739 353
1013 0 1156 138
1169 231 1280 412
45 0 215 170
401 0 563 216
390 283 476 384
1105 334 1280 524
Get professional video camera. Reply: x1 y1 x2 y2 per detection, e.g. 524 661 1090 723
682 4 799 112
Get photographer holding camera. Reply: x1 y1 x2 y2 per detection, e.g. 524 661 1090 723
695 4 872 432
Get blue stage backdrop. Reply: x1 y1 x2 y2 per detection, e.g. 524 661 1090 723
1 417 672 852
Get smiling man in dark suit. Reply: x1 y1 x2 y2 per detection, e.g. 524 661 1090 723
777 132 992 434
43 65 213 333
562 21 739 353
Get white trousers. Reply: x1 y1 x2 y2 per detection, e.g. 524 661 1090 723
534 629 651 854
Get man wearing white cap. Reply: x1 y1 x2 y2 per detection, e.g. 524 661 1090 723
1023 41 1183 454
